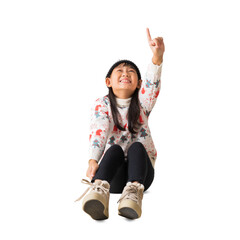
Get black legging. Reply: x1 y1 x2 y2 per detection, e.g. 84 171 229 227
92 142 154 193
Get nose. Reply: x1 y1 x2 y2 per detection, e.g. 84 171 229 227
122 70 129 77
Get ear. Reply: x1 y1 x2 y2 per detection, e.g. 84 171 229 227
105 78 112 87
137 79 142 89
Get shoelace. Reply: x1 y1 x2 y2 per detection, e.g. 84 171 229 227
74 179 109 202
117 184 139 203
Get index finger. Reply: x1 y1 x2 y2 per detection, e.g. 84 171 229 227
146 28 152 42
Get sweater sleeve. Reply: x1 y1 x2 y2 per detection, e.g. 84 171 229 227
139 62 163 114
88 98 110 162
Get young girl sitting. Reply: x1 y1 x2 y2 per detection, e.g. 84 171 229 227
75 28 165 220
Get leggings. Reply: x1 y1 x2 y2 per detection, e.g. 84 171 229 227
92 142 154 193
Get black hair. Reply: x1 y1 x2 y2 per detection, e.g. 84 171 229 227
106 59 143 134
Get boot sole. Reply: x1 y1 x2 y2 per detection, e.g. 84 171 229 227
118 199 141 219
83 199 108 220
118 207 139 219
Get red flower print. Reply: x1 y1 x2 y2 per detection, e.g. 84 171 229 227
96 129 102 136
113 125 118 132
155 90 160 98
139 115 144 124
95 105 101 111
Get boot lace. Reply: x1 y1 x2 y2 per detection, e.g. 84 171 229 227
117 184 140 203
74 179 109 202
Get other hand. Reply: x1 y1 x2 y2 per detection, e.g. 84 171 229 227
86 159 99 180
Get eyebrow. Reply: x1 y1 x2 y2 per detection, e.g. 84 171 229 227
115 66 136 71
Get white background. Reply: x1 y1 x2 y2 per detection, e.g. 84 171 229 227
0 0 240 239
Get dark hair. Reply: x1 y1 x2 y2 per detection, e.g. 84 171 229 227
106 60 143 134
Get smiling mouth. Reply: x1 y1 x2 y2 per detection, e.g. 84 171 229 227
120 79 131 83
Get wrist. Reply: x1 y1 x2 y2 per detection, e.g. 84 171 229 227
89 159 98 164
152 56 163 66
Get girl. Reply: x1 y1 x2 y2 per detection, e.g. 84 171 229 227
75 28 165 220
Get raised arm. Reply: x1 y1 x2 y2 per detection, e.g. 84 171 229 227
139 28 165 114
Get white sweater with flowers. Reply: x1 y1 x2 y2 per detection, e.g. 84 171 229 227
88 62 162 168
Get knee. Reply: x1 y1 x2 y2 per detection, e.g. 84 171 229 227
106 144 124 157
104 144 125 165
109 144 124 152
128 142 145 153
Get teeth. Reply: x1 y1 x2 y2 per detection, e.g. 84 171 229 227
120 80 130 83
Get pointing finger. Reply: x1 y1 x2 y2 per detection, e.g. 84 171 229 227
146 28 152 43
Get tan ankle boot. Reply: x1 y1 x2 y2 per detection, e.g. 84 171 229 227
118 182 144 219
75 179 110 220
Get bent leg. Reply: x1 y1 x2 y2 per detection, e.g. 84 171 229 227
127 142 154 191
92 144 127 193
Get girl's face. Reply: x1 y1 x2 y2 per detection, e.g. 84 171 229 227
105 63 142 99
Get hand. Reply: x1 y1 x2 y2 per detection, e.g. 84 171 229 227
146 28 165 65
86 159 99 180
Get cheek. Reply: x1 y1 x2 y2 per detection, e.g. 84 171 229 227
133 77 140 86
112 79 120 87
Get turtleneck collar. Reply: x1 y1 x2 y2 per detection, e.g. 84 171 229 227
116 97 132 107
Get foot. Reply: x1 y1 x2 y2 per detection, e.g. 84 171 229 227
75 179 110 220
118 182 144 219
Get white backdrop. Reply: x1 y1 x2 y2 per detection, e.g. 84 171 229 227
0 0 240 239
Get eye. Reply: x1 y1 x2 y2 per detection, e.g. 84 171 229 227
117 69 122 72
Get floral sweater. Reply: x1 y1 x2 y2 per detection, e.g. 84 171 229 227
88 62 162 168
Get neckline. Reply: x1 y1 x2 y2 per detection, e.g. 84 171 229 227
116 97 132 107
